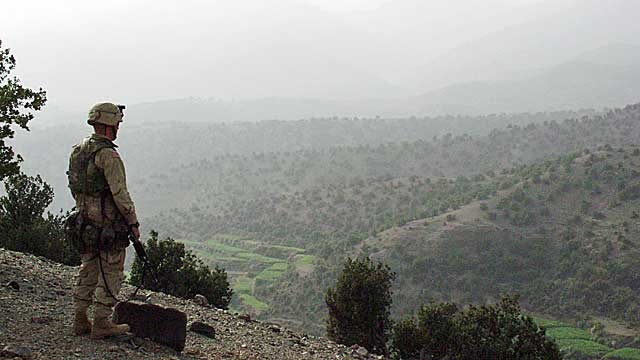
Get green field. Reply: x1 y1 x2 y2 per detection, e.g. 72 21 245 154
603 348 640 359
234 276 254 294
555 338 612 357
534 316 640 359
239 293 269 311
546 327 592 340
256 262 289 281
177 236 314 314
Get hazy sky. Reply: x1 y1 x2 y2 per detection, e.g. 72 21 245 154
5 0 629 113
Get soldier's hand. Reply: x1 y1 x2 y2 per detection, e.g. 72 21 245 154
131 225 141 240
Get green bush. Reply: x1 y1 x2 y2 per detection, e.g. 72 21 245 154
0 173 79 265
130 231 233 309
391 295 562 360
326 257 395 355
0 40 47 180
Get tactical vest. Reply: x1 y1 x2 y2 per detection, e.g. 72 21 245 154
67 137 115 199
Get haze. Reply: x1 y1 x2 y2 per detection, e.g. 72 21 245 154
3 0 640 121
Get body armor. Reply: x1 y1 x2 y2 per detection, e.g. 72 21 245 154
68 136 114 198
67 136 129 253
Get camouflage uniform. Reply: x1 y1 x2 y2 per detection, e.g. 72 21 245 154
70 103 138 338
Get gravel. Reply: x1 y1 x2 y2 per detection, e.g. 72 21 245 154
0 248 384 360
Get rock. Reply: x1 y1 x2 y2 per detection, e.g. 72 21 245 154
193 294 208 307
269 325 281 333
238 313 251 322
4 281 19 291
145 293 159 304
356 346 369 357
30 316 51 324
189 321 216 339
114 302 187 352
1 345 32 359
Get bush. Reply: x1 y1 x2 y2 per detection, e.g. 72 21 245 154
0 40 47 180
391 295 562 360
130 231 233 309
0 173 79 265
326 257 395 355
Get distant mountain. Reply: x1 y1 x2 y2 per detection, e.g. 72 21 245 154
405 58 640 114
577 43 640 68
405 0 640 93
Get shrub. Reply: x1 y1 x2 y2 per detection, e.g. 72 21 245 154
0 40 47 180
391 295 562 360
0 173 79 265
326 257 395 355
130 231 233 309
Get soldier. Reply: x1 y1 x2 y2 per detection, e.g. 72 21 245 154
68 102 141 339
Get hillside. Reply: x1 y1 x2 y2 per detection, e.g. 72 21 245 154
0 248 380 360
407 61 640 114
124 103 640 333
14 108 589 212
256 145 640 359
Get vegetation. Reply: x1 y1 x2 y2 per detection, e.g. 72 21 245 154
7 47 640 352
0 173 79 265
130 231 233 309
391 295 561 360
326 257 395 355
0 39 47 180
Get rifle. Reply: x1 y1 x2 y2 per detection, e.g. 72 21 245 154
131 233 151 269
129 232 160 294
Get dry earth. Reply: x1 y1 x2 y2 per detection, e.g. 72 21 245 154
0 248 384 360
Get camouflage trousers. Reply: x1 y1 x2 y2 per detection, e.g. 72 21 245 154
73 249 126 320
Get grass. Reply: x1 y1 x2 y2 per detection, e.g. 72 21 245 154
176 237 314 313
205 240 247 254
256 262 288 281
531 316 569 329
264 244 305 253
555 338 612 357
235 252 281 264
294 254 316 266
604 348 640 359
239 294 270 311
533 315 640 359
546 327 592 340
234 276 254 294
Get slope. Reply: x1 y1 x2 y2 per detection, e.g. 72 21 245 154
0 248 379 360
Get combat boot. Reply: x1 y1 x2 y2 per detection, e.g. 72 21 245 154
73 309 93 335
73 301 93 335
90 318 130 339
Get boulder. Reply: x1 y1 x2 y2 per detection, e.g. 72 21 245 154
114 301 187 352
1 345 32 359
189 321 216 339
192 294 208 307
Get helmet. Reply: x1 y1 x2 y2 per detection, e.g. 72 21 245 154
87 102 124 126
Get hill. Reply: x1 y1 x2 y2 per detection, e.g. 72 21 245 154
13 108 589 212
134 104 640 335
407 60 640 114
0 248 379 360
405 1 640 92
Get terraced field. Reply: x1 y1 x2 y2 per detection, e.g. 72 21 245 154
177 235 316 315
533 316 640 360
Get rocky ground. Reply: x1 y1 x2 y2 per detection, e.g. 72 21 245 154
0 248 384 360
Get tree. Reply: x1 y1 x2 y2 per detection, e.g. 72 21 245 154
391 295 561 360
0 39 47 180
130 231 233 309
0 173 79 265
326 257 395 355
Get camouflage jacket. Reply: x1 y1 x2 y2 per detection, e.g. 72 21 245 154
68 134 138 227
